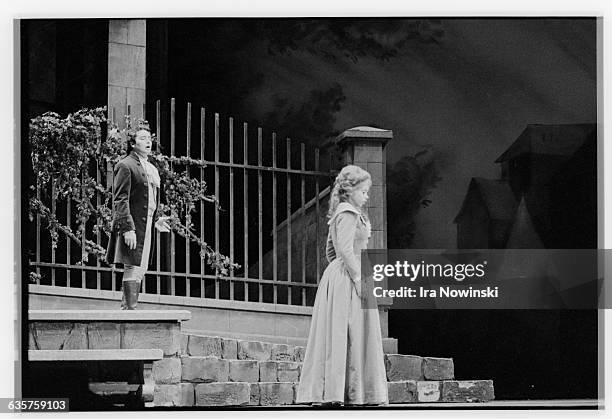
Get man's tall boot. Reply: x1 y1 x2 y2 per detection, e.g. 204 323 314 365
120 281 128 310
120 280 141 310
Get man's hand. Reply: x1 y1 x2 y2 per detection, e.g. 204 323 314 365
124 230 137 250
155 217 171 233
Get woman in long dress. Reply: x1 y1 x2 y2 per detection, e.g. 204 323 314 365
296 165 389 406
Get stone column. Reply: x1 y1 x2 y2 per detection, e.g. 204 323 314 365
334 126 393 338
107 19 146 128
107 20 147 291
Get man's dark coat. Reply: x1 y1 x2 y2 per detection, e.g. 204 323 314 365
106 151 163 266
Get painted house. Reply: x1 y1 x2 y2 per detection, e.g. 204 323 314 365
454 123 597 249
453 178 518 249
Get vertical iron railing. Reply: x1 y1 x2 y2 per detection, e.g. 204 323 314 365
185 102 192 297
170 98 176 296
156 100 162 294
243 122 249 300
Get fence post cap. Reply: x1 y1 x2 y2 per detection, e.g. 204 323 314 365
335 126 393 146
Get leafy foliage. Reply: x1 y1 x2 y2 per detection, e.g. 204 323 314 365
29 107 239 275
258 19 444 63
261 83 347 148
167 19 444 125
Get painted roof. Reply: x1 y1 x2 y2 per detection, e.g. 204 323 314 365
505 197 545 248
495 124 596 162
454 177 517 223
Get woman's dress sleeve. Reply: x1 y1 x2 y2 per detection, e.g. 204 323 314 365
325 229 336 263
334 211 361 286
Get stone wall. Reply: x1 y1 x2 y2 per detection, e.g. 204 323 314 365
29 285 313 344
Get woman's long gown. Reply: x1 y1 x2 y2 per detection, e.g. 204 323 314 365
295 202 389 405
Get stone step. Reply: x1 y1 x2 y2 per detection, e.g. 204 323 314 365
152 355 493 406
181 334 305 361
28 312 186 356
158 355 455 384
153 356 303 384
154 380 495 406
181 332 398 362
385 354 455 381
154 382 298 407
388 380 495 404
177 339 457 382
161 332 493 406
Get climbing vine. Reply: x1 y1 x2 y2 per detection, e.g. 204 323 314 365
28 106 239 281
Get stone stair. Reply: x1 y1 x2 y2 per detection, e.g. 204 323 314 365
152 332 495 406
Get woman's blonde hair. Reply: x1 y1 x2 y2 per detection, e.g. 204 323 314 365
328 165 372 218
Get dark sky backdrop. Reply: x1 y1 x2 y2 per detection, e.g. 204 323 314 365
231 18 596 248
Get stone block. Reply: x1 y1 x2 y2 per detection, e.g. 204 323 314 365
354 144 382 162
387 380 417 404
259 361 277 382
108 43 146 89
181 356 229 383
107 85 127 128
382 338 397 354
379 312 389 338
423 357 454 380
229 360 259 382
126 19 146 46
29 322 57 350
385 354 423 381
121 323 181 356
367 162 384 186
87 323 120 349
369 230 385 249
271 344 297 361
342 148 353 165
222 338 238 359
416 381 441 402
108 19 129 44
441 380 495 402
187 335 223 357
28 327 38 350
152 357 182 384
237 340 272 361
194 382 250 406
258 382 295 406
249 383 260 405
277 362 301 382
295 346 306 362
180 334 188 355
368 185 384 208
126 88 145 114
368 207 384 230
154 383 194 406
30 322 87 350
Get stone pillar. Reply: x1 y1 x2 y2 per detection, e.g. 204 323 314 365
107 19 146 128
334 126 393 338
106 20 148 292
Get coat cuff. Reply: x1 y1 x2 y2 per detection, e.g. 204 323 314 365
115 216 136 234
